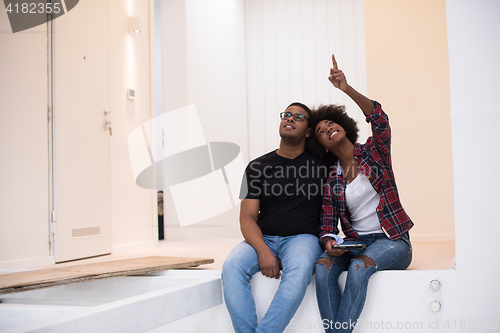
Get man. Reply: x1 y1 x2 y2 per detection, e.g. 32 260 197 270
222 102 329 333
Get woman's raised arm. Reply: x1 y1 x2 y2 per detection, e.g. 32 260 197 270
328 53 374 117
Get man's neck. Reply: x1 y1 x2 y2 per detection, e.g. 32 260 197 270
276 141 305 159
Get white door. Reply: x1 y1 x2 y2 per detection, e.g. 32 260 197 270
53 0 112 262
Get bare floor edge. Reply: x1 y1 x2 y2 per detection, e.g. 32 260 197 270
0 256 214 295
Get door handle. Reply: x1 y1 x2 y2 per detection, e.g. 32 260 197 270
104 120 112 135
103 109 112 136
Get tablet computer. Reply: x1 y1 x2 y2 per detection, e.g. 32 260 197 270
332 244 367 250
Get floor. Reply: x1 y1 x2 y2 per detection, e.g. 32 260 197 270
42 238 455 271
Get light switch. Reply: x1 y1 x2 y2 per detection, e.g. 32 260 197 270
430 279 441 291
430 300 441 312
128 89 136 99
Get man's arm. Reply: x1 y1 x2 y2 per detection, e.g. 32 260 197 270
240 198 281 279
328 53 374 117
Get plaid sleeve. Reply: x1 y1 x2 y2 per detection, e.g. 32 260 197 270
366 101 391 157
319 180 339 239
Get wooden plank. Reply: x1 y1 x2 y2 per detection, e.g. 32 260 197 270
0 256 214 295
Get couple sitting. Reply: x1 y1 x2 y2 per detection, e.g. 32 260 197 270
222 54 413 333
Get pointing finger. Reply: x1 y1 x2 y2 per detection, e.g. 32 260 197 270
331 53 338 69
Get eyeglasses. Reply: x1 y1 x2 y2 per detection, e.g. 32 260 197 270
279 112 309 123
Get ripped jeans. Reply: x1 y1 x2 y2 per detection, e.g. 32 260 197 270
222 234 323 333
315 233 412 333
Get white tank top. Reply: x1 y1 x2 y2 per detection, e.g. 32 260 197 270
346 172 383 235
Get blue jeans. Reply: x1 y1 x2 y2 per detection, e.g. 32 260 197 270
315 233 412 333
222 234 323 333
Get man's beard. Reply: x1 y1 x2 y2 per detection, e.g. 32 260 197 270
280 133 304 147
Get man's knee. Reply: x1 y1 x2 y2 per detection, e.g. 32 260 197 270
222 256 243 276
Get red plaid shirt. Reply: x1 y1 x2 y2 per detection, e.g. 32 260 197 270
320 101 414 241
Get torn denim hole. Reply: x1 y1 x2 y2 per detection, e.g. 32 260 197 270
316 258 334 272
354 255 375 271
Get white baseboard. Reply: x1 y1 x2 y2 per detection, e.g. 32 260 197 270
112 240 157 254
0 256 55 270
409 233 455 242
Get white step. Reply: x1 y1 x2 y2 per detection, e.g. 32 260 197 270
0 270 222 333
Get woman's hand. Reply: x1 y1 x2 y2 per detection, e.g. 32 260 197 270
328 53 375 117
328 54 349 92
324 238 347 257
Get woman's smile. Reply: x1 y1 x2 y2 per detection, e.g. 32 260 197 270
329 130 339 139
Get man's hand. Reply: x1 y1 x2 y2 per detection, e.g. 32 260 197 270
328 53 349 92
258 249 281 279
324 238 347 257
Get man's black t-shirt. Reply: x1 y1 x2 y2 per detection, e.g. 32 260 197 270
240 150 330 237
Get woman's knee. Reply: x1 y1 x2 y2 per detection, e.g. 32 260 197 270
315 256 347 280
364 238 413 271
347 255 377 282
316 257 335 272
353 255 375 270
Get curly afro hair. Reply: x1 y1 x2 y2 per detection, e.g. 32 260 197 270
306 104 359 164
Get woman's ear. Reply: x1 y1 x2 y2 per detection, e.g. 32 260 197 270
325 148 329 153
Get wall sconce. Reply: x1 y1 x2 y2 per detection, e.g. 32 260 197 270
128 17 141 34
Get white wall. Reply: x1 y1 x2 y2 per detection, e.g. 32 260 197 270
0 0 156 267
447 0 500 273
109 0 157 253
156 0 248 240
0 13 52 267
246 0 368 159
364 0 455 242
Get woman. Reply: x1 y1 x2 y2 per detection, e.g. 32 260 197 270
308 54 413 333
